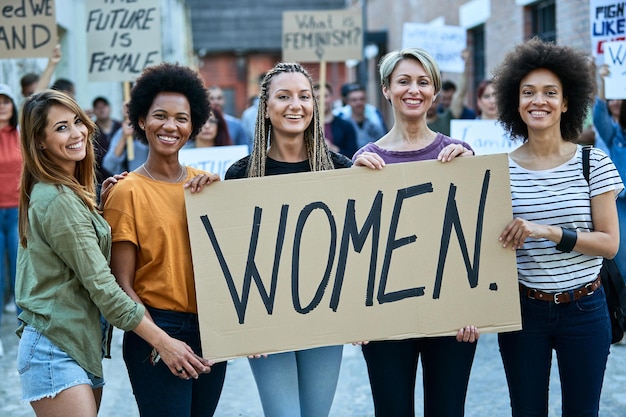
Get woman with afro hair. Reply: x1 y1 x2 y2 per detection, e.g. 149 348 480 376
495 38 623 416
103 62 226 416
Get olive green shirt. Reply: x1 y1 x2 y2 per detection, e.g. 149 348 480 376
16 183 144 377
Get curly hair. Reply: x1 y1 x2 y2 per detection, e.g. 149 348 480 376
18 89 98 247
127 63 209 145
247 62 333 177
493 37 594 142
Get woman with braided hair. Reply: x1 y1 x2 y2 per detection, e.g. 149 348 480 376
225 62 350 417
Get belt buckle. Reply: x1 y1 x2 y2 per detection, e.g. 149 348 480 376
553 292 563 304
584 282 595 296
528 289 537 300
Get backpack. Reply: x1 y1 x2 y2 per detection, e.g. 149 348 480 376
582 146 626 344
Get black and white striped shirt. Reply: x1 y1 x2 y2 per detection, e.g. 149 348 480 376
510 146 624 291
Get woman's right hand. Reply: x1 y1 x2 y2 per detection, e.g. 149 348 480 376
353 152 386 169
157 336 213 379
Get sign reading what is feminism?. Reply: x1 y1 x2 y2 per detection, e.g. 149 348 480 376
186 154 522 362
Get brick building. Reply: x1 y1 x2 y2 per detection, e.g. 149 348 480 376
188 0 592 121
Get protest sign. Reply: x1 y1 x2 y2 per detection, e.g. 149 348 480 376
451 119 520 156
282 9 363 62
0 0 56 58
179 145 248 180
401 23 466 73
85 0 162 82
186 154 521 361
590 0 626 65
602 41 626 99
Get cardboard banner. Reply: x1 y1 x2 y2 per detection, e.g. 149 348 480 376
186 154 521 362
401 23 466 73
85 0 162 82
590 0 626 65
451 120 521 156
0 0 57 58
179 145 249 180
282 9 363 62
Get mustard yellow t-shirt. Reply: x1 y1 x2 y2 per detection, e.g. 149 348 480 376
104 168 204 313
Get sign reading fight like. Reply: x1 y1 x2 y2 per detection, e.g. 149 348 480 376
186 154 521 362
590 0 626 65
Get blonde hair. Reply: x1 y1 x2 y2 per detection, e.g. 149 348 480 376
18 89 97 247
247 62 334 177
379 48 442 95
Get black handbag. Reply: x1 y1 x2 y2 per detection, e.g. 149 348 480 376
583 146 626 344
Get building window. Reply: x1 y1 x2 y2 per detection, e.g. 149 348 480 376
530 0 556 42
470 24 486 90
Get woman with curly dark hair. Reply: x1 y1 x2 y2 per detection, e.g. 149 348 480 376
495 38 623 416
102 63 226 416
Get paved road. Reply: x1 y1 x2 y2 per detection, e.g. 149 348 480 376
2 311 626 416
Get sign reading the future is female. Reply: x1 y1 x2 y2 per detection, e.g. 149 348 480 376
85 0 162 82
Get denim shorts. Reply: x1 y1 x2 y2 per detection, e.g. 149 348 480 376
17 326 105 402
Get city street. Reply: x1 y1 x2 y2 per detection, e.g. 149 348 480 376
1 311 626 416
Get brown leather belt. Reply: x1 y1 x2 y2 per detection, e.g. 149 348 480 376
519 275 602 304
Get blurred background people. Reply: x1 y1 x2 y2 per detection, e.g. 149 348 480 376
102 105 148 175
188 109 233 148
207 86 250 149
439 79 476 119
0 84 21 356
313 81 358 158
335 83 386 149
475 79 498 120
92 96 122 185
594 64 626 280
426 50 471 136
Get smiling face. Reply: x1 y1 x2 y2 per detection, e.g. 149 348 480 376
383 58 436 121
41 104 89 175
140 92 192 155
196 112 218 147
0 95 13 127
477 84 498 120
265 72 314 140
518 68 567 135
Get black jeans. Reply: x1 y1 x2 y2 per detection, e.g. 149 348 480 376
123 307 227 417
362 336 477 417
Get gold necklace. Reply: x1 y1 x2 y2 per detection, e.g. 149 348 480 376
142 163 186 183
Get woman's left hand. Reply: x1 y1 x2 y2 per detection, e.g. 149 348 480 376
183 173 221 193
456 325 480 343
499 217 548 250
437 144 473 162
